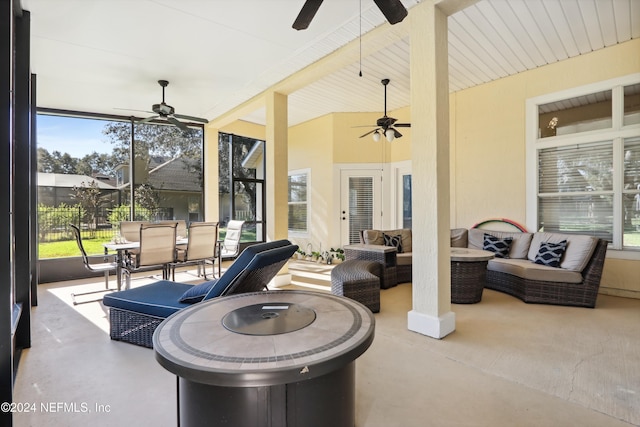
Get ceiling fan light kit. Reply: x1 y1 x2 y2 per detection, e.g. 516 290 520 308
357 78 411 142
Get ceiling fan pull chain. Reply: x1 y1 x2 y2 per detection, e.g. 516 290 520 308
359 0 363 77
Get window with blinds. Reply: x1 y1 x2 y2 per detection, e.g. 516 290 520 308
532 78 640 250
538 142 613 240
288 171 308 234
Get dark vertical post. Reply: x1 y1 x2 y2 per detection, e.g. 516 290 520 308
14 8 32 349
30 74 38 306
1 0 14 424
130 119 135 220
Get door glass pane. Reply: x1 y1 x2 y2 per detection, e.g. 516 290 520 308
348 177 373 244
538 90 612 138
402 174 412 229
624 137 640 248
624 84 640 126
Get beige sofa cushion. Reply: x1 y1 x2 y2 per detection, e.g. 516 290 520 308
468 228 533 259
527 232 597 272
488 259 584 283
396 252 412 266
450 228 468 248
362 230 384 246
362 228 412 253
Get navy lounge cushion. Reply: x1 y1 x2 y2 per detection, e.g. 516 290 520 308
534 240 568 268
201 240 292 301
103 280 194 318
104 240 297 319
483 233 513 259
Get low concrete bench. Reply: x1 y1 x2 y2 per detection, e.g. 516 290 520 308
331 260 381 313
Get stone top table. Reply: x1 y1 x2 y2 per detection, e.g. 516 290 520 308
153 290 375 426
450 248 495 304
450 247 495 262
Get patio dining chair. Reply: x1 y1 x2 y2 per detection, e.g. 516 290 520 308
171 221 219 280
218 220 245 261
69 224 118 305
122 222 177 289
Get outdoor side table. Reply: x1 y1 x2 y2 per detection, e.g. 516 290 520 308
344 244 398 289
153 290 375 427
450 248 495 303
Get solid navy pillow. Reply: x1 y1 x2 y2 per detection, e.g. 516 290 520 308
179 280 218 304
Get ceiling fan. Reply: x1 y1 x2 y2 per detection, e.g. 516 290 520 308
292 0 408 30
134 80 208 131
357 78 410 142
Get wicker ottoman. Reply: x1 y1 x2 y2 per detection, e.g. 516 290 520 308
331 260 381 313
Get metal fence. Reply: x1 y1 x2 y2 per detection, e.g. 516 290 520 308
37 206 174 242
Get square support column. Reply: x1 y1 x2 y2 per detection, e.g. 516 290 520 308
407 1 455 339
204 126 220 222
265 91 289 242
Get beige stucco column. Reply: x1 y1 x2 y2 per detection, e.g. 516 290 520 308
204 126 220 222
407 1 455 338
265 91 289 241
265 91 291 286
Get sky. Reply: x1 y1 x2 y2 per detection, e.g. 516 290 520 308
36 114 116 158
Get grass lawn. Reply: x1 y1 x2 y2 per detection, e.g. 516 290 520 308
39 239 110 258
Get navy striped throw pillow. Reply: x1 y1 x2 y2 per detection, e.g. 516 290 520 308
534 240 567 268
383 233 403 253
483 233 513 258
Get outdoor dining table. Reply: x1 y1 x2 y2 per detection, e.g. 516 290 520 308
103 238 189 291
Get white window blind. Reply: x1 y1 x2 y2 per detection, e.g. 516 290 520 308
348 177 373 244
538 143 614 240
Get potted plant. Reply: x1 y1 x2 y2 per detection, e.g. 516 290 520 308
296 248 306 260
311 251 322 263
330 247 345 263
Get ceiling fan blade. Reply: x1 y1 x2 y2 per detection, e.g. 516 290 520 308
293 0 324 30
394 123 411 128
138 115 159 124
359 128 381 138
392 127 403 138
173 113 209 124
168 116 189 131
373 0 408 25
115 107 154 114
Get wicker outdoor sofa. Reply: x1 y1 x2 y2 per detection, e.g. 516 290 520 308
103 240 298 347
360 227 608 308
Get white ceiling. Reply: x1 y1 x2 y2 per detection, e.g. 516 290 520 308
21 0 640 127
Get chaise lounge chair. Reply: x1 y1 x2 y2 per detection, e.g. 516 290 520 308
102 239 298 348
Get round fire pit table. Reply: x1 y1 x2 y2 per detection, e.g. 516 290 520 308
153 290 375 427
450 248 495 303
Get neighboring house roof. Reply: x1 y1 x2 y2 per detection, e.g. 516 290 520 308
37 173 117 190
145 156 201 192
